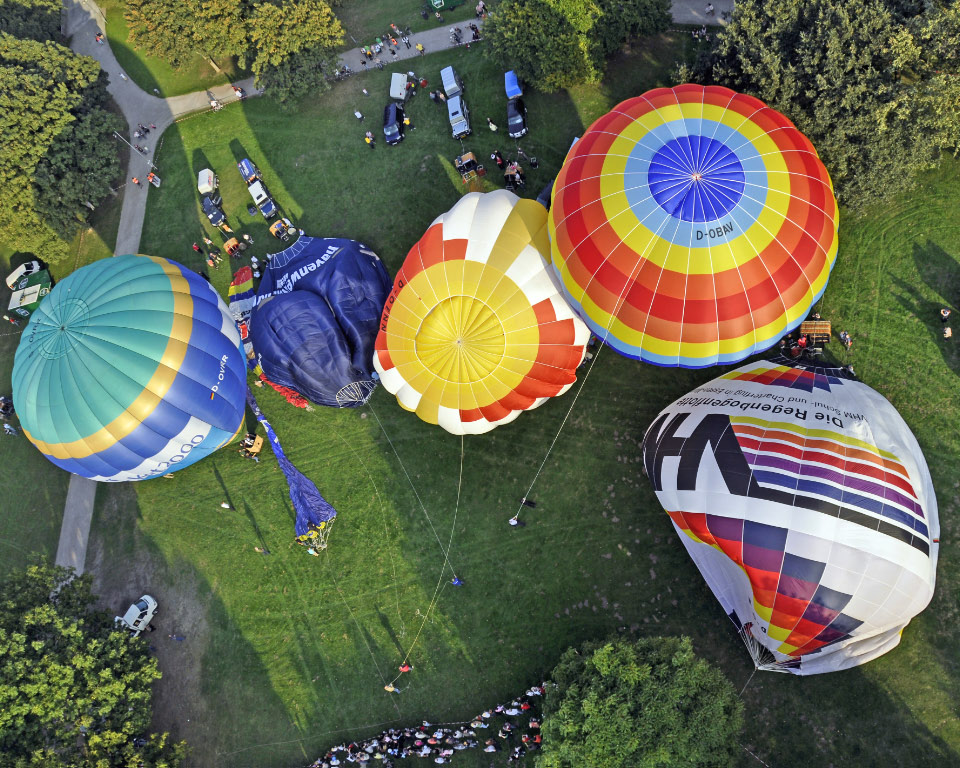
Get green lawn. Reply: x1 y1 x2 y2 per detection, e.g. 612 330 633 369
4 25 958 768
0 174 123 575
98 0 243 97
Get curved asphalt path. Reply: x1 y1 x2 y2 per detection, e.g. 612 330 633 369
53 0 732 574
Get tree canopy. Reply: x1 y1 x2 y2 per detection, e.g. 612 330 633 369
484 0 670 92
124 0 344 102
0 0 61 42
0 29 123 261
690 0 960 207
537 636 743 768
0 562 184 767
0 0 123 261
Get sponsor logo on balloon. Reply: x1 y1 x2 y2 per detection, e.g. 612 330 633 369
257 246 342 303
128 433 207 480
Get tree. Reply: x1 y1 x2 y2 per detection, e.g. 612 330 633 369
693 0 960 207
537 636 743 768
0 561 185 767
247 0 343 101
124 0 204 67
0 33 124 261
484 0 669 92
0 0 62 42
124 0 344 102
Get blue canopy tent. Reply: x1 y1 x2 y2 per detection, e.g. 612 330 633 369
505 70 522 99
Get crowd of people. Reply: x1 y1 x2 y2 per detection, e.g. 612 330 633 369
311 685 548 766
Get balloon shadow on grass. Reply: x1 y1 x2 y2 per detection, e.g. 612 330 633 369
888 240 960 376
376 607 406 658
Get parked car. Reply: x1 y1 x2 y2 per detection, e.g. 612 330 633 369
507 98 528 138
114 595 158 637
237 158 262 185
383 102 406 145
201 195 225 226
5 260 43 290
248 181 277 218
447 95 471 139
441 65 463 99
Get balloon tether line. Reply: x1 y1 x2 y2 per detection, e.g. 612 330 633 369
385 434 465 687
511 343 605 521
368 402 465 688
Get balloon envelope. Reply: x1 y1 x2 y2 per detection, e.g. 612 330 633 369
251 237 391 407
549 84 839 368
375 191 590 434
12 255 246 482
641 359 939 674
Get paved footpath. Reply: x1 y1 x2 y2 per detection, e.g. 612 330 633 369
53 0 731 574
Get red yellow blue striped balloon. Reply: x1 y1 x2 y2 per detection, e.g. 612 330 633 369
548 84 839 368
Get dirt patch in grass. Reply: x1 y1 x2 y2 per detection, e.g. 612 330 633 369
87 482 212 753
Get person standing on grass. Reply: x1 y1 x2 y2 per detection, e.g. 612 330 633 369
487 117 498 132
192 242 202 253
941 308 951 324
508 516 526 528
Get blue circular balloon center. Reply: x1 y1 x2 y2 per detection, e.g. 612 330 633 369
648 136 745 222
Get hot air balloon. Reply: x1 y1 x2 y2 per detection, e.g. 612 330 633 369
12 255 247 482
374 190 590 434
641 358 939 674
250 237 391 407
549 84 839 368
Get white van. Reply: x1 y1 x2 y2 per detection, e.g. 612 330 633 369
441 66 463 99
390 72 410 102
447 96 471 139
248 181 277 218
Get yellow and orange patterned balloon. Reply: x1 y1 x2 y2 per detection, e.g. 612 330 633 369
374 191 590 434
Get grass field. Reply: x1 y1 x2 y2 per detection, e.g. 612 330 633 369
3 22 959 768
0 175 123 576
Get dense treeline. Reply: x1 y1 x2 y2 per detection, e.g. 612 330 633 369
124 0 344 103
0 562 184 767
0 0 122 261
483 0 671 91
686 0 960 207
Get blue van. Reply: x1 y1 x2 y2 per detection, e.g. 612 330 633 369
237 158 261 185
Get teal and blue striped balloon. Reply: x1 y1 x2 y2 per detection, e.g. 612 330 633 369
12 255 247 482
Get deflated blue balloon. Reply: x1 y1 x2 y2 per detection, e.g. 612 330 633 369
251 237 391 407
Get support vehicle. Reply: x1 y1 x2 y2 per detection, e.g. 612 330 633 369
114 595 158 637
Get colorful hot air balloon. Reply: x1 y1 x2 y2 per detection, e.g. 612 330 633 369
549 84 839 368
375 191 590 434
641 359 939 674
251 237 391 407
12 255 246 482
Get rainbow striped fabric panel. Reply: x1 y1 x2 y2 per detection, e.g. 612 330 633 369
642 359 939 673
548 84 839 368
